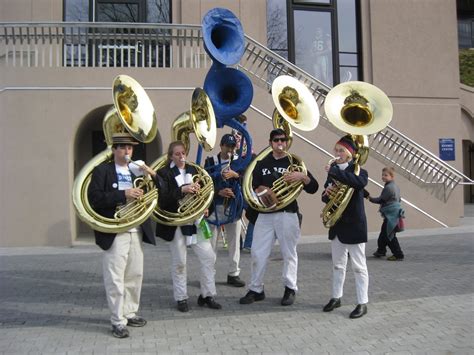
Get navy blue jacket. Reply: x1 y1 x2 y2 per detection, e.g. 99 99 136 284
87 161 156 250
322 162 368 244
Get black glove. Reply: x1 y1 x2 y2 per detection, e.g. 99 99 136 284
363 189 370 199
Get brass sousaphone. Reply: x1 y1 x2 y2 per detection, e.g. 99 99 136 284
72 75 158 233
242 75 319 212
150 88 217 226
321 81 393 228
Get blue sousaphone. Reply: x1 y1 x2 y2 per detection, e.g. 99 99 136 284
201 8 254 225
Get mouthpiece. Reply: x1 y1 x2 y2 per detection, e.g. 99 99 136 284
124 155 131 162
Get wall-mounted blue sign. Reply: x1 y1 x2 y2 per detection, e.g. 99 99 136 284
439 138 455 161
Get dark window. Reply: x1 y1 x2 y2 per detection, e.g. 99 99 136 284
96 1 142 22
63 0 171 23
458 18 473 48
64 0 90 21
63 0 171 67
293 9 333 86
267 0 362 85
267 0 289 60
337 0 359 82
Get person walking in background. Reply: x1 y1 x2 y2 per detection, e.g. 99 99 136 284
366 167 405 261
321 135 369 319
242 206 258 252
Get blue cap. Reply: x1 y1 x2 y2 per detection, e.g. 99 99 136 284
220 134 237 146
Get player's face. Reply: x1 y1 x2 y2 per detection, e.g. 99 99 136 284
271 135 288 153
113 144 134 163
171 145 186 167
334 144 352 164
221 144 236 158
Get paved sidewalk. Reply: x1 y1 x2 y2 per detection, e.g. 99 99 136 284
0 228 473 354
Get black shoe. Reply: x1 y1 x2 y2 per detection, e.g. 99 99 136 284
281 286 296 306
323 298 341 312
227 275 246 287
177 300 189 313
197 295 222 309
126 316 146 327
239 290 266 304
111 324 129 339
373 251 386 258
387 255 404 261
349 304 368 319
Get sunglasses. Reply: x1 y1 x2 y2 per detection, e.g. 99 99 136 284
272 137 288 143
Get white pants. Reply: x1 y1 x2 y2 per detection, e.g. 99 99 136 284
169 227 217 301
210 205 242 276
331 237 369 304
249 212 300 293
102 231 144 326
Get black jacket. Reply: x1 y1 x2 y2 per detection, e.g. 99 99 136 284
87 161 155 250
155 163 199 241
322 162 368 244
252 153 319 213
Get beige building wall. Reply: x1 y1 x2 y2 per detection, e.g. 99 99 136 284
0 0 472 247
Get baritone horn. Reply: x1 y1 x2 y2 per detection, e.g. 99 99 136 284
150 88 217 226
242 75 319 212
321 81 393 228
72 75 158 233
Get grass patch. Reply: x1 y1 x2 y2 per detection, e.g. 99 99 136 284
460 49 474 87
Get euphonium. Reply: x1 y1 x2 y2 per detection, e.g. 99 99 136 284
72 75 158 233
150 88 217 226
321 81 393 228
242 75 319 212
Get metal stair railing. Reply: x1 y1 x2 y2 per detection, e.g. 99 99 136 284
1 22 472 202
238 35 474 202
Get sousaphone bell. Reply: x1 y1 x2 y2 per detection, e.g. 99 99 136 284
321 81 393 227
72 75 158 233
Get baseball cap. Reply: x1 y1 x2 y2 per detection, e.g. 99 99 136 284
220 134 237 146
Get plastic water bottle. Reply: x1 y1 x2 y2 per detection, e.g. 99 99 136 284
197 217 212 239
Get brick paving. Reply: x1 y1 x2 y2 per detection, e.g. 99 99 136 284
0 230 473 354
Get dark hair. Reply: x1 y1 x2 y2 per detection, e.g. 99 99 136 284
269 128 287 141
166 140 186 163
237 114 247 124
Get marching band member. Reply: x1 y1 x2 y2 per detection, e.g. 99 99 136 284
204 134 246 287
88 132 157 339
240 128 318 306
321 135 369 319
155 141 221 313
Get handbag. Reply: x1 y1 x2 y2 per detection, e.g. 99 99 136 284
395 216 405 232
